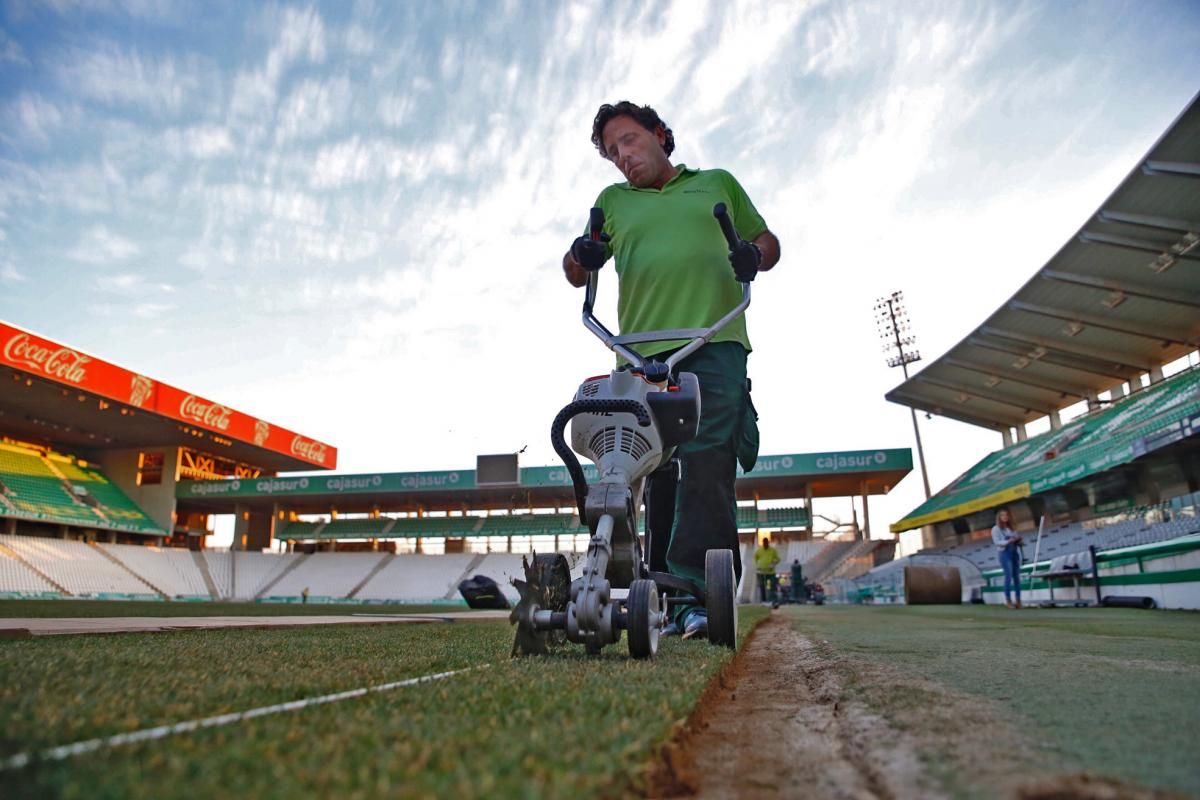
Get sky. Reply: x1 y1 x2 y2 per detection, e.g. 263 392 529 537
1 0 1199 552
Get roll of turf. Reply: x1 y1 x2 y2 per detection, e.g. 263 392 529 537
1101 595 1156 609
903 566 962 605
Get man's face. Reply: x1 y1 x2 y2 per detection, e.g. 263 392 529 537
601 115 671 188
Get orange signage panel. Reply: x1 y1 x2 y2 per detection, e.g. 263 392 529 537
0 321 336 469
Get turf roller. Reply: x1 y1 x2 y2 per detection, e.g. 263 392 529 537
903 565 962 605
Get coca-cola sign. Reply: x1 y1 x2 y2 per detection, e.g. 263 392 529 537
1 321 337 470
3 333 90 384
179 394 233 431
291 435 328 465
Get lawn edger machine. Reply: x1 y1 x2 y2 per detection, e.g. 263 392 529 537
511 203 750 659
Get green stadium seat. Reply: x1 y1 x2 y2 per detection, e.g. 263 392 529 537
898 367 1200 527
52 455 163 534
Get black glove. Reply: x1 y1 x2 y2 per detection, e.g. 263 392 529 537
729 239 762 282
571 233 611 272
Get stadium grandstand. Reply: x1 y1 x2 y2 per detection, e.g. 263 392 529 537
0 319 916 604
845 93 1200 609
172 450 912 605
0 319 335 596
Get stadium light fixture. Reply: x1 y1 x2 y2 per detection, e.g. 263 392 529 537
874 290 932 500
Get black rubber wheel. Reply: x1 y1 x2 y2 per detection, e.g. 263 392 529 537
705 549 737 649
627 579 660 660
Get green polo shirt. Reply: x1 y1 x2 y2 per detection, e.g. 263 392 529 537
589 165 768 358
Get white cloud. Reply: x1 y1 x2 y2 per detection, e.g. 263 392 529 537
802 3 863 78
687 0 814 116
98 272 142 291
5 93 68 144
343 23 374 55
271 6 327 66
56 43 197 113
94 272 173 294
184 125 234 158
132 301 175 318
275 77 348 143
69 225 141 263
163 124 234 159
307 137 462 189
309 137 375 188
376 93 413 128
230 6 327 117
0 28 29 65
1 263 25 282
229 69 276 119
206 183 327 227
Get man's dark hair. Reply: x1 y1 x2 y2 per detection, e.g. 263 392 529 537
591 101 675 159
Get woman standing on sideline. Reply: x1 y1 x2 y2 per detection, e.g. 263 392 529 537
992 508 1024 608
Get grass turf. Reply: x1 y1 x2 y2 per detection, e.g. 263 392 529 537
784 604 1200 797
0 599 468 618
0 606 770 799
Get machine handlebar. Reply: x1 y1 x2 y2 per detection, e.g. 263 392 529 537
580 202 750 371
712 202 740 251
589 207 605 241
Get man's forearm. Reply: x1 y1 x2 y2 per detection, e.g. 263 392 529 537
754 230 781 271
563 250 588 287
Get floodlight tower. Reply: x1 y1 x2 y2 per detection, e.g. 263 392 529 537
875 291 932 500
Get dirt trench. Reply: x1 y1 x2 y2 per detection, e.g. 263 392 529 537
642 613 1188 800
645 614 931 800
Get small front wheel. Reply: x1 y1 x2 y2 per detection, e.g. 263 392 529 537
705 549 737 649
627 579 661 659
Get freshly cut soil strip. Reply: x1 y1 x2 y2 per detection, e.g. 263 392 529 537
646 614 931 799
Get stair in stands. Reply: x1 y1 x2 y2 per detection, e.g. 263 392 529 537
254 552 309 599
87 541 167 599
823 540 879 582
41 455 112 523
0 540 71 595
802 539 855 584
191 550 220 600
346 552 395 599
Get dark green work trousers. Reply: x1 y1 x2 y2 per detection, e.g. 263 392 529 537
644 342 759 619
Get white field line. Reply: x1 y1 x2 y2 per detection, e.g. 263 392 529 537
2 665 487 771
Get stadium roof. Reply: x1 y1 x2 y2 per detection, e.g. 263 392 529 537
886 93 1200 432
1 320 337 472
175 449 913 515
891 364 1200 532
